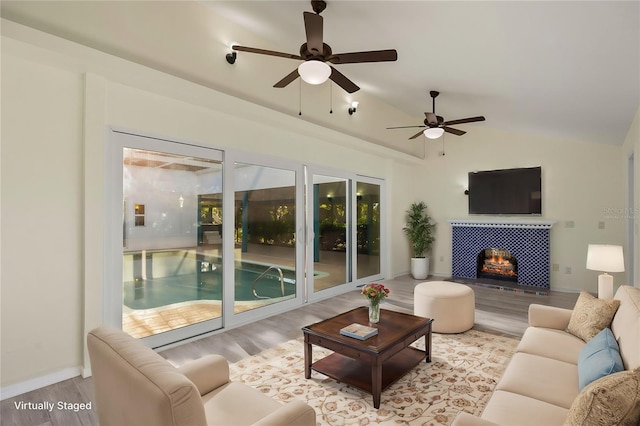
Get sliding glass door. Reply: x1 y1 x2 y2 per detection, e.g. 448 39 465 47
356 179 382 280
306 172 385 299
110 131 224 348
308 171 352 298
108 132 385 346
232 162 299 314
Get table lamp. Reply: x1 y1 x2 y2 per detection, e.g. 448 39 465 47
586 244 624 299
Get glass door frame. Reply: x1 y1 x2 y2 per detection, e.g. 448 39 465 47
106 131 387 346
306 167 352 301
221 150 307 329
306 167 387 302
106 130 225 348
353 175 387 284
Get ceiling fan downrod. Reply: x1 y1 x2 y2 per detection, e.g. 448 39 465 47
430 90 439 114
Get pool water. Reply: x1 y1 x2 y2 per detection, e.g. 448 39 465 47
123 262 298 310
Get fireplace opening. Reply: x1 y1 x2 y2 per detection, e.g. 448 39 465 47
477 248 518 282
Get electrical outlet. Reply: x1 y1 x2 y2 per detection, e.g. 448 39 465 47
564 266 572 274
552 263 560 271
565 221 575 228
598 221 605 229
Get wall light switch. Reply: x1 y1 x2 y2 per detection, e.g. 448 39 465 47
439 255 444 262
564 266 572 274
552 263 560 271
565 221 575 228
598 221 605 229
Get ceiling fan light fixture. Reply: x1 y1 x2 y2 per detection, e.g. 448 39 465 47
298 60 331 85
423 127 445 139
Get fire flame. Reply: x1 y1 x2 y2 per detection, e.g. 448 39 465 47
481 254 517 276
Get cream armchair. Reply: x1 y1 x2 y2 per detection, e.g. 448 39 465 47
87 327 316 426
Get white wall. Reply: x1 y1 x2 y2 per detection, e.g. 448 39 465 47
391 126 628 293
1 55 85 386
0 22 418 392
0 18 632 396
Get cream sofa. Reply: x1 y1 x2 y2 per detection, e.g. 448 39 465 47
87 326 316 426
452 285 640 426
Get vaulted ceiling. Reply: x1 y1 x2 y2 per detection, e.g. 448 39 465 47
2 1 638 149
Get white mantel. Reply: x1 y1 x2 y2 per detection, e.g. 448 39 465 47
448 218 556 229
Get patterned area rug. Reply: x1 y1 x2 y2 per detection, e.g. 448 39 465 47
229 329 518 425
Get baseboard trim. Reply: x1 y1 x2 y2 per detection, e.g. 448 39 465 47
0 366 81 401
547 286 583 294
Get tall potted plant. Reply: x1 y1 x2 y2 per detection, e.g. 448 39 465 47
403 202 436 279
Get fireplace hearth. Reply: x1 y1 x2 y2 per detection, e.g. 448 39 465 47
449 219 555 289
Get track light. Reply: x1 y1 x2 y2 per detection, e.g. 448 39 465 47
348 101 359 115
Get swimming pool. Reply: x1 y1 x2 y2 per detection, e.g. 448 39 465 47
123 259 299 310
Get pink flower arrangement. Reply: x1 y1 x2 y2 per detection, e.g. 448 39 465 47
361 283 390 304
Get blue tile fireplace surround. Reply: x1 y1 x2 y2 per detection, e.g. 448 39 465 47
450 219 555 289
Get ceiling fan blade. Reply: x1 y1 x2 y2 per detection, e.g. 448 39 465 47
444 126 466 136
425 112 438 125
386 125 426 129
232 45 303 60
443 116 486 126
327 49 398 64
328 66 360 93
273 69 300 88
409 131 425 140
303 12 323 55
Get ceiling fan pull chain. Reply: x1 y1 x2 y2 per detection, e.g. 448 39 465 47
329 81 333 114
442 133 446 156
299 79 302 116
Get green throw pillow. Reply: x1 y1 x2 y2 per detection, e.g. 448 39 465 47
564 368 640 426
566 291 620 342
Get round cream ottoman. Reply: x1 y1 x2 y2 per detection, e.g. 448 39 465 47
414 281 475 333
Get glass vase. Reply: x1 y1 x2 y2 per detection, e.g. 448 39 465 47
368 300 380 323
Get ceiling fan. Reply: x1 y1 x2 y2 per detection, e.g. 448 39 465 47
231 0 397 94
387 91 486 139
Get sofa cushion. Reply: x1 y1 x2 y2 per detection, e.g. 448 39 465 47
516 327 585 365
563 368 640 426
481 390 569 426
610 285 640 370
202 382 285 426
495 352 578 409
577 327 624 391
567 291 620 342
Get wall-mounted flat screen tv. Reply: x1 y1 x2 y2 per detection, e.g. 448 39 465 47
468 166 542 215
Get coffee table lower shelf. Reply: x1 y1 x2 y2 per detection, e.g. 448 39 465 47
310 346 425 396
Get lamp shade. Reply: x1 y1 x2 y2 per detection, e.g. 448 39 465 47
423 127 445 139
586 244 625 272
298 61 331 85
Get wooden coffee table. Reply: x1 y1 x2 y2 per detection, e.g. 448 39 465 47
302 306 433 409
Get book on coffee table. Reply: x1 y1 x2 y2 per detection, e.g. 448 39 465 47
339 323 378 340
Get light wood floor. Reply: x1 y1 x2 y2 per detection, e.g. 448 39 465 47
0 276 579 426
